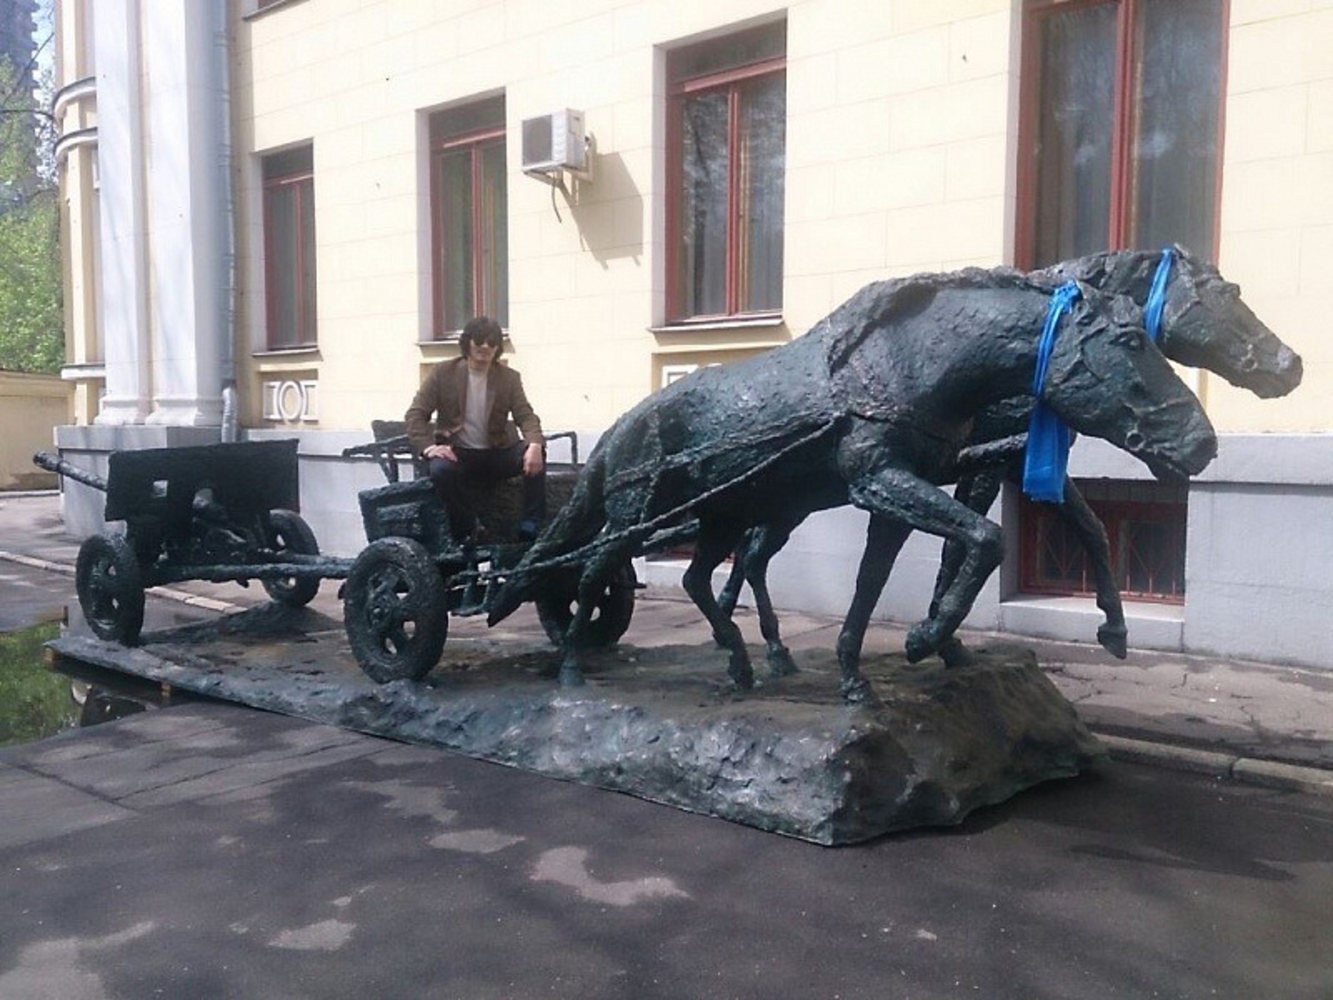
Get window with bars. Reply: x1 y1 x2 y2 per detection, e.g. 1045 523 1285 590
1019 479 1188 603
666 21 786 323
430 96 508 337
262 145 317 349
1017 0 1225 268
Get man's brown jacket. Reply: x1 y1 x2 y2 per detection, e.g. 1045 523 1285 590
405 357 544 458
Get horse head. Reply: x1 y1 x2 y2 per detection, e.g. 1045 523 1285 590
1148 245 1301 399
1045 290 1217 482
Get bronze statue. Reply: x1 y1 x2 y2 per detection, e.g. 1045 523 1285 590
490 267 1217 702
714 246 1303 680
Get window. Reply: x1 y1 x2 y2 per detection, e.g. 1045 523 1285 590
666 21 786 323
1015 0 1222 603
1017 0 1225 267
1019 480 1188 603
430 96 508 336
262 145 317 349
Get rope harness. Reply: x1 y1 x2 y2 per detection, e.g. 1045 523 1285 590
1021 248 1175 503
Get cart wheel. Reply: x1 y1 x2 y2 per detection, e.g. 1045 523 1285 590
75 533 146 646
536 562 637 648
262 509 321 607
344 537 448 683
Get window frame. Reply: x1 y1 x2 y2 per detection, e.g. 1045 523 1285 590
1015 0 1229 269
429 106 508 340
261 146 317 350
664 31 786 325
1017 481 1189 605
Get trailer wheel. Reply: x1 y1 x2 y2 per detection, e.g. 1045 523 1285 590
76 533 146 646
535 562 637 648
262 509 321 607
344 537 448 683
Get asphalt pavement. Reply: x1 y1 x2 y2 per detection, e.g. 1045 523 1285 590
3 490 1333 998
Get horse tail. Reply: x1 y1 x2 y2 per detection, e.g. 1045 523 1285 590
486 434 613 624
535 442 611 563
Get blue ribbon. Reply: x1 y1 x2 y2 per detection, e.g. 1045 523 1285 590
1144 246 1174 343
1022 282 1083 503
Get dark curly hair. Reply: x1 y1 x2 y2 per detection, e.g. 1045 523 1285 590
459 316 505 358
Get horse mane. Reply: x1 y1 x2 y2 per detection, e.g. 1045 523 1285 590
1039 243 1209 302
822 266 1050 373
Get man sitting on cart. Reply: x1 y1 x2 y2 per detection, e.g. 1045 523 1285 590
405 316 546 543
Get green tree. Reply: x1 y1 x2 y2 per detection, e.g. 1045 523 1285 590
0 56 62 374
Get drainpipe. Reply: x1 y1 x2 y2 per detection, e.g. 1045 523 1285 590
215 9 239 443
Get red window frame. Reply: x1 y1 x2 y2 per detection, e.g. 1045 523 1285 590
430 100 508 338
665 24 786 323
1015 0 1228 269
1019 481 1189 604
262 146 316 349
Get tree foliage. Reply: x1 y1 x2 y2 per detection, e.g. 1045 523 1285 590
0 55 62 374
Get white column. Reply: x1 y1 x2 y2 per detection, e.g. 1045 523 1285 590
142 0 227 427
92 0 151 425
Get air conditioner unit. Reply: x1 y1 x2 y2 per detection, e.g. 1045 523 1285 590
521 109 587 174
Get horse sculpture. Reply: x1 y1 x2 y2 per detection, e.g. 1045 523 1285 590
489 268 1217 702
714 246 1302 680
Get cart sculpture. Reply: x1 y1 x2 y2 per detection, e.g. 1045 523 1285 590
338 425 637 684
34 440 330 646
38 432 637 679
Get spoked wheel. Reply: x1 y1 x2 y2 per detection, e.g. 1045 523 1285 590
535 562 637 648
343 537 448 683
75 533 146 645
261 509 321 607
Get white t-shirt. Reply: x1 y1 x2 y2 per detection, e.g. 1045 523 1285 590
457 368 491 449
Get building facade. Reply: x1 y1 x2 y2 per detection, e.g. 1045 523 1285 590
49 0 1333 670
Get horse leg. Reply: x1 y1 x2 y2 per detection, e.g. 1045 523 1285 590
1057 478 1128 658
930 469 1003 668
847 469 1004 664
716 527 754 620
559 540 634 687
835 514 913 704
682 519 755 690
739 516 801 677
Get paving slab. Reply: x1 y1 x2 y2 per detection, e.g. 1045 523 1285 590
0 763 135 850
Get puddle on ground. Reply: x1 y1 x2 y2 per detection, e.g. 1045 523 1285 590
0 618 196 748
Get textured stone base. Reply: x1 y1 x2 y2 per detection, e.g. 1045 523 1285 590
50 606 1105 844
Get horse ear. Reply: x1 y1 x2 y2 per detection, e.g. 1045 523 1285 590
825 277 938 372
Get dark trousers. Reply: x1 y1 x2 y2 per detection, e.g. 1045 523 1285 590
427 442 546 540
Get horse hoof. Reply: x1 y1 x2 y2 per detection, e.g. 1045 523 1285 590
938 637 976 669
558 665 585 688
841 676 879 706
1097 624 1129 659
767 648 799 677
904 623 937 663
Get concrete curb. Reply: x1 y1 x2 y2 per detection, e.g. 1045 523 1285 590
1098 734 1333 796
0 550 249 615
1 551 74 576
